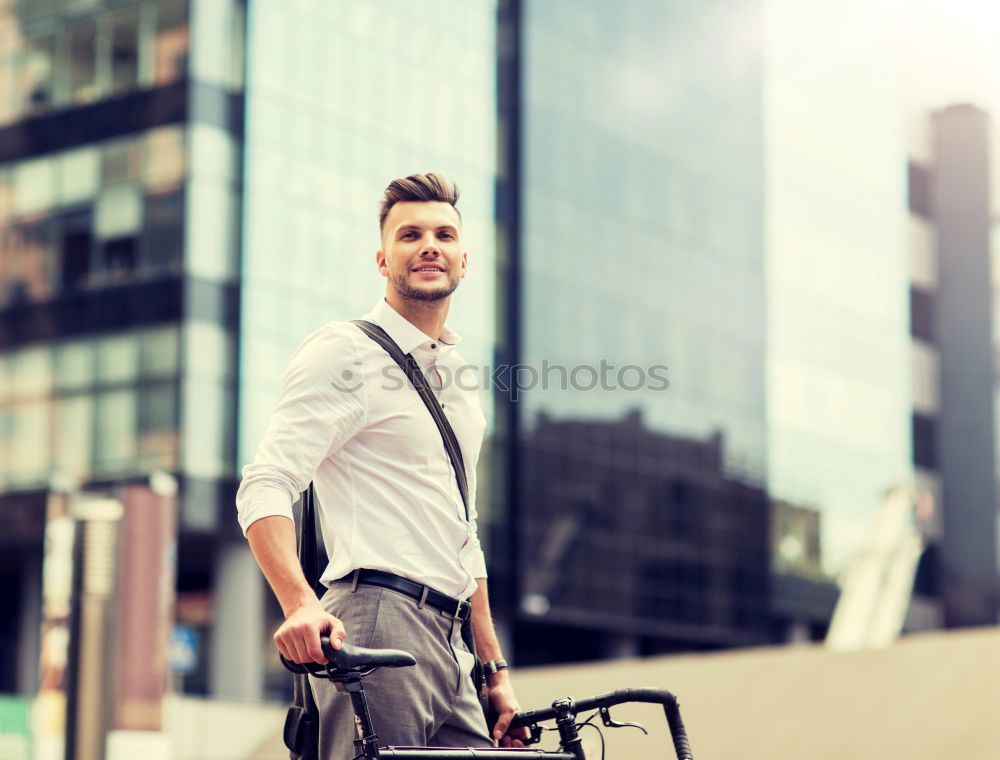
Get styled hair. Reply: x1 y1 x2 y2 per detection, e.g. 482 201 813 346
378 172 461 233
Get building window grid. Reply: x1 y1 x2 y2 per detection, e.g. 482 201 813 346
0 125 186 304
2 0 187 126
0 327 180 486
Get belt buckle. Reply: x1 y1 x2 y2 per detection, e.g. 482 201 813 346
441 597 467 621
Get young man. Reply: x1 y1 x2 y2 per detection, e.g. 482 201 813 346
236 173 527 757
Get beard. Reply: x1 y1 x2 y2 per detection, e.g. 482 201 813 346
389 268 461 302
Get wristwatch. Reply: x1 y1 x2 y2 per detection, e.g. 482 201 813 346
483 659 509 676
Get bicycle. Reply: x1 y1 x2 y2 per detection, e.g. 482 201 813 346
281 636 695 759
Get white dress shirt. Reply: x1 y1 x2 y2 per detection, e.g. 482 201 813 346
236 298 488 600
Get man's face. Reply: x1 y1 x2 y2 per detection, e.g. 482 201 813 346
377 201 467 302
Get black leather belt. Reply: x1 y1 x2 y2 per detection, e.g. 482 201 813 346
335 569 472 623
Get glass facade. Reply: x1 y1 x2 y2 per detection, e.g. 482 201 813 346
239 0 499 476
515 0 769 657
0 125 185 305
0 326 180 490
764 0 911 574
0 0 190 126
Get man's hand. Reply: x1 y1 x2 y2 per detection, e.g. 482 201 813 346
273 599 346 665
486 673 530 748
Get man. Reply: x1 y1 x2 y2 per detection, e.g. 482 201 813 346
236 173 527 758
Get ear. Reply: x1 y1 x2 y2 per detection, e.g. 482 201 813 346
460 250 468 278
376 249 389 277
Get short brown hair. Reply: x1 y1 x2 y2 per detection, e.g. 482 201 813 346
378 172 461 233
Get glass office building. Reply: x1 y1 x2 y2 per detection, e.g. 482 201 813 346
764 0 911 581
0 0 245 698
509 0 771 660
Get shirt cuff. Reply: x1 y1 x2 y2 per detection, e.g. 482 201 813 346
468 547 488 579
237 483 295 537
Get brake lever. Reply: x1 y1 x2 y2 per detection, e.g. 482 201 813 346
599 706 648 735
522 723 544 745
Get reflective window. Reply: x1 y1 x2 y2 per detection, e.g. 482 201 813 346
0 0 189 125
13 157 56 217
9 346 52 400
95 184 143 240
62 19 99 105
57 147 101 207
110 7 140 94
141 189 183 273
8 400 51 486
1 220 55 305
102 137 144 187
55 340 95 391
144 126 186 192
57 209 93 290
23 35 55 114
96 333 139 385
94 388 137 473
139 326 179 377
138 381 178 465
53 394 93 480
155 0 189 84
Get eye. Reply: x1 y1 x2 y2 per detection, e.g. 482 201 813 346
401 231 417 239
439 231 453 240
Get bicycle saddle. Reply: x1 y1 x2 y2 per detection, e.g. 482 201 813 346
280 637 416 676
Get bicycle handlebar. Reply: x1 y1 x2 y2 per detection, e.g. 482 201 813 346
510 688 694 760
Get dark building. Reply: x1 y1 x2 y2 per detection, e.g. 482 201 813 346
906 104 998 630
515 410 771 664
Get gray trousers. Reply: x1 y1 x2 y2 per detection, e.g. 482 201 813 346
311 582 493 759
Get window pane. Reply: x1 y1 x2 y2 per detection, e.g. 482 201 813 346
142 190 183 273
63 20 98 105
102 137 143 186
95 184 143 239
9 400 51 486
10 346 52 400
94 388 136 473
57 209 93 290
155 0 189 84
111 8 140 94
96 333 139 385
57 147 100 207
1 220 55 305
138 382 177 466
0 169 12 226
53 394 93 480
22 35 55 112
13 156 56 217
0 51 16 125
140 326 179 377
144 126 185 191
101 236 138 282
55 340 95 391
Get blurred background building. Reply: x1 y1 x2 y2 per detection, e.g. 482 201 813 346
0 0 997 732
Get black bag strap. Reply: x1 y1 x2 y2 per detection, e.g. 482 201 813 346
351 319 471 522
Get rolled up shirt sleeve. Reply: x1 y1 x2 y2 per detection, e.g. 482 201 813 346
235 325 367 536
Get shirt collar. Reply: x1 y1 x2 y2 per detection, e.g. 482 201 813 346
366 298 462 354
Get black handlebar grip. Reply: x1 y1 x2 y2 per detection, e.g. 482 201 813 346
278 634 340 674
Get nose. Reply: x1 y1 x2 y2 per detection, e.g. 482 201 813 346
419 236 440 256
